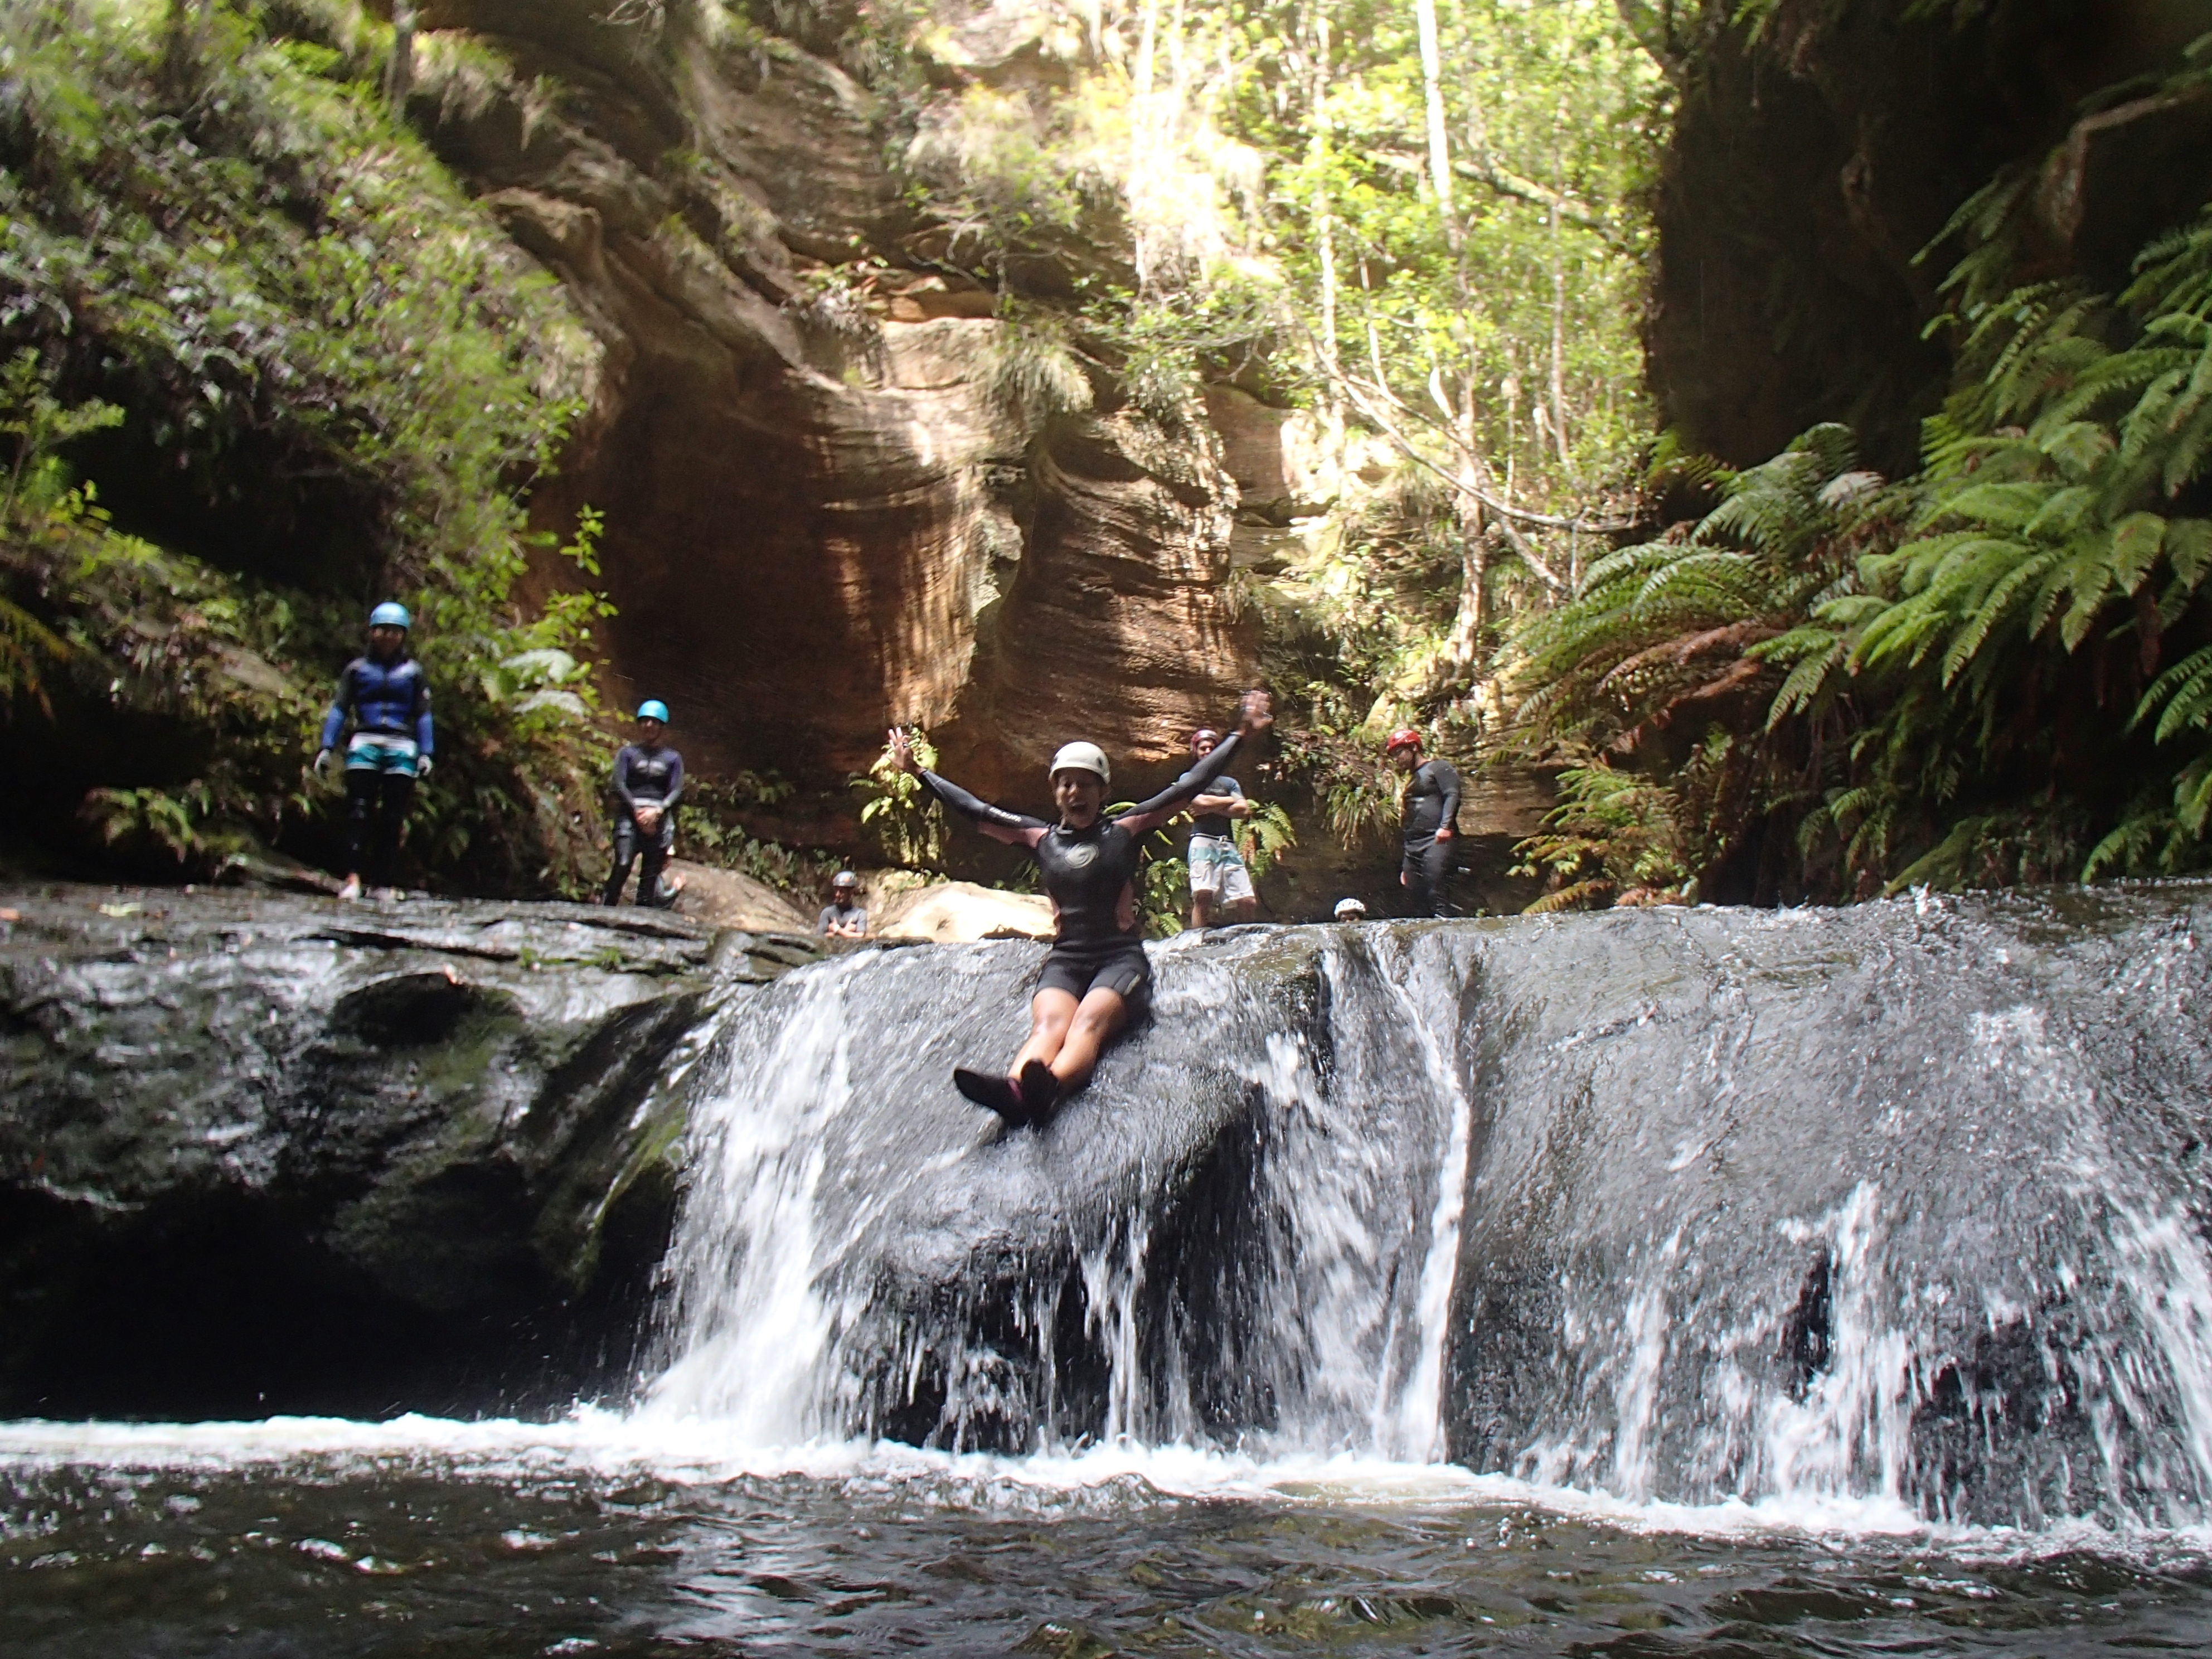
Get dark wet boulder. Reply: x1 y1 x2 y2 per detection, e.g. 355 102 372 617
0 885 818 1419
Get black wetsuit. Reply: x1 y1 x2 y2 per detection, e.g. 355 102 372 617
919 733 1246 1012
604 742 685 907
1400 757 1462 918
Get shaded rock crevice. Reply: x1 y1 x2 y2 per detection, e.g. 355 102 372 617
1648 0 2212 471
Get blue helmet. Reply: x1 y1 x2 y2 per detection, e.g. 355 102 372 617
636 699 671 724
368 601 411 630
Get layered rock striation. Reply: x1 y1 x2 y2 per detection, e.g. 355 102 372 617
408 1 1257 808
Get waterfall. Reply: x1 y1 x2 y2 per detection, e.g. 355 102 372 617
638 928 1481 1459
636 887 2212 1530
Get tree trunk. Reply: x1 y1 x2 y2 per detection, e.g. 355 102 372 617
1309 6 1343 458
1549 202 1570 470
1414 0 1458 243
385 4 418 111
161 0 200 101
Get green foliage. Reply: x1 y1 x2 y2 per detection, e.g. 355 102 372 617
0 0 611 892
1510 763 1694 910
81 780 212 864
682 770 841 897
854 728 947 867
986 312 1094 433
1274 724 1405 848
0 348 124 528
1514 424 1885 751
0 349 99 710
1139 853 1190 937
1235 798 1297 878
1512 173 2212 899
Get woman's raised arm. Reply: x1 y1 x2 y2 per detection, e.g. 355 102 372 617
1114 691 1273 835
891 727 1050 848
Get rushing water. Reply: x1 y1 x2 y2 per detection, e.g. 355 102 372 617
7 895 2212 1653
7 1420 2212 1656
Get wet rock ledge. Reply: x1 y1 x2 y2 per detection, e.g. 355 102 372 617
0 885 818 1420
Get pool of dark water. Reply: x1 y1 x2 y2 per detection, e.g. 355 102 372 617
5 1445 2208 1657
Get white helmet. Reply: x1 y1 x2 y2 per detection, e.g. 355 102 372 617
1049 741 1110 788
1333 898 1369 921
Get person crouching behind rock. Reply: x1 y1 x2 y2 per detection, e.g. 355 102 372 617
313 601 432 903
1183 725 1258 928
604 700 683 907
819 871 868 939
888 688 1273 1129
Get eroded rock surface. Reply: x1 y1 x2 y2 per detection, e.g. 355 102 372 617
0 885 818 1418
408 1 1257 809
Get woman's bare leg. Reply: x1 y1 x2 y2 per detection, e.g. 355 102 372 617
1011 988 1079 1080
1047 986 1128 1091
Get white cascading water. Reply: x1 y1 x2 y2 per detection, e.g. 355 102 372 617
634 896 2212 1531
637 929 1481 1462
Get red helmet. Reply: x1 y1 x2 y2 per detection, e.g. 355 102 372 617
1189 727 1221 753
1385 727 1423 754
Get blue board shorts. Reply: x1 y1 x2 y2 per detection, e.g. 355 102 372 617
346 733 421 778
1187 833 1255 903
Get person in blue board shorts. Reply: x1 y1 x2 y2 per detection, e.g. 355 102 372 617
314 601 433 901
604 700 685 907
1182 725 1258 928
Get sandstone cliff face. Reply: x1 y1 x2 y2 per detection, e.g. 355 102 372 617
409 2 1255 812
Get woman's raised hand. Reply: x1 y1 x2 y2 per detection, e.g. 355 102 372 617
887 726 919 775
1235 688 1274 736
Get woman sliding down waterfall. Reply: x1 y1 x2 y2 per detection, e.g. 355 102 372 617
888 688 1273 1127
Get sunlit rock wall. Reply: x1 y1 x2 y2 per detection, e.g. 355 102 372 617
410 0 1257 811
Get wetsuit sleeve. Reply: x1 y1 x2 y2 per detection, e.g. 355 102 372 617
319 662 356 751
414 671 433 757
662 750 683 809
1436 760 1461 831
918 769 1050 848
612 746 638 811
1116 732 1243 835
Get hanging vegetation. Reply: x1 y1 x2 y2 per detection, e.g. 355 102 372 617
1508 28 2212 904
0 0 612 891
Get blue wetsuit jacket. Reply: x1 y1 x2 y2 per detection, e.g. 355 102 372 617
321 655 434 755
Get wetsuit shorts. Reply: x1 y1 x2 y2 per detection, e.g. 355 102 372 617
346 732 420 777
1187 833 1254 903
1035 938 1152 1016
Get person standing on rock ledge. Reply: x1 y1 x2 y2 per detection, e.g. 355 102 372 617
1388 727 1461 918
603 700 684 908
314 601 433 903
1183 726 1258 929
888 688 1273 1129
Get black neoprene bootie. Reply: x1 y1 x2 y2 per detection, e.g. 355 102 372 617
953 1067 1027 1125
1017 1060 1061 1123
